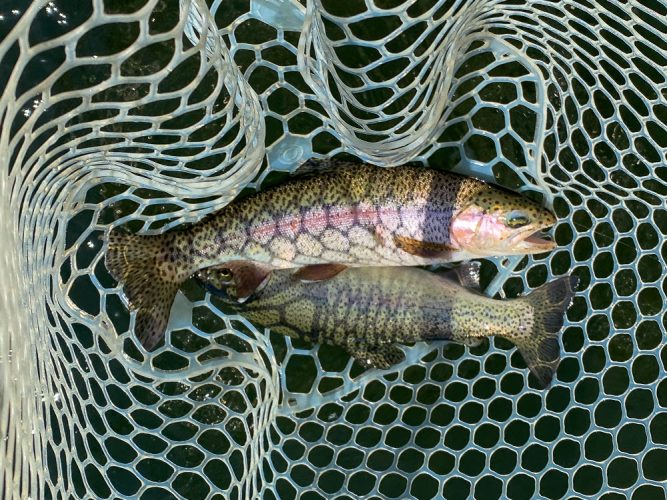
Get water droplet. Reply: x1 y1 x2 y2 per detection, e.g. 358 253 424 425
281 145 303 163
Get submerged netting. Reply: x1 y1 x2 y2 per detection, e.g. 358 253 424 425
1 0 665 498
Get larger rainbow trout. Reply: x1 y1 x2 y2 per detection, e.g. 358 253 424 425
106 162 557 349
197 263 578 389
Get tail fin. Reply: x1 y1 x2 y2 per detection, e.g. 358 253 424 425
105 228 186 350
515 275 579 389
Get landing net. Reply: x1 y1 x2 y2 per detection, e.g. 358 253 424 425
0 1 665 498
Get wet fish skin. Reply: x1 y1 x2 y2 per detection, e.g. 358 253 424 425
106 161 557 349
197 263 578 389
184 163 556 268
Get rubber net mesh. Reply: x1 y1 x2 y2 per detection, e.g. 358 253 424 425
0 0 665 498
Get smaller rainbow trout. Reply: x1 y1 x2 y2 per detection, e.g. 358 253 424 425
196 262 578 389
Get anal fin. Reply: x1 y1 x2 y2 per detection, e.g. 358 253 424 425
394 235 455 258
460 336 484 348
348 344 405 370
294 263 347 282
455 261 482 291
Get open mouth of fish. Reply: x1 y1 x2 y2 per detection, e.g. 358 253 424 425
513 227 557 252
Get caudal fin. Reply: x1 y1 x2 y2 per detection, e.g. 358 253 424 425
515 275 579 389
105 228 185 350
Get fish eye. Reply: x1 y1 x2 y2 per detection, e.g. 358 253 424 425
506 211 531 228
215 268 235 284
196 267 234 291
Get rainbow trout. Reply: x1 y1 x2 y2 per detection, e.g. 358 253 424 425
197 262 577 389
106 161 557 349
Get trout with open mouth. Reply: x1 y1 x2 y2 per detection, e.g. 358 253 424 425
105 162 557 349
196 262 577 389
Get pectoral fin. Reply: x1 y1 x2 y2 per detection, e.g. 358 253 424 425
294 263 347 282
348 344 405 370
394 235 455 258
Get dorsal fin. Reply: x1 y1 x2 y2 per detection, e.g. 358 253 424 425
289 158 360 179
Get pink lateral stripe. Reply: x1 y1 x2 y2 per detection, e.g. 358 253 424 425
248 206 402 241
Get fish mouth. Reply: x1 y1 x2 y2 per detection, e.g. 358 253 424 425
512 227 557 253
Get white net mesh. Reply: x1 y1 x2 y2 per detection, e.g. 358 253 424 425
1 0 665 498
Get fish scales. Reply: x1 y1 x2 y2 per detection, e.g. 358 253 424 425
187 165 468 269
